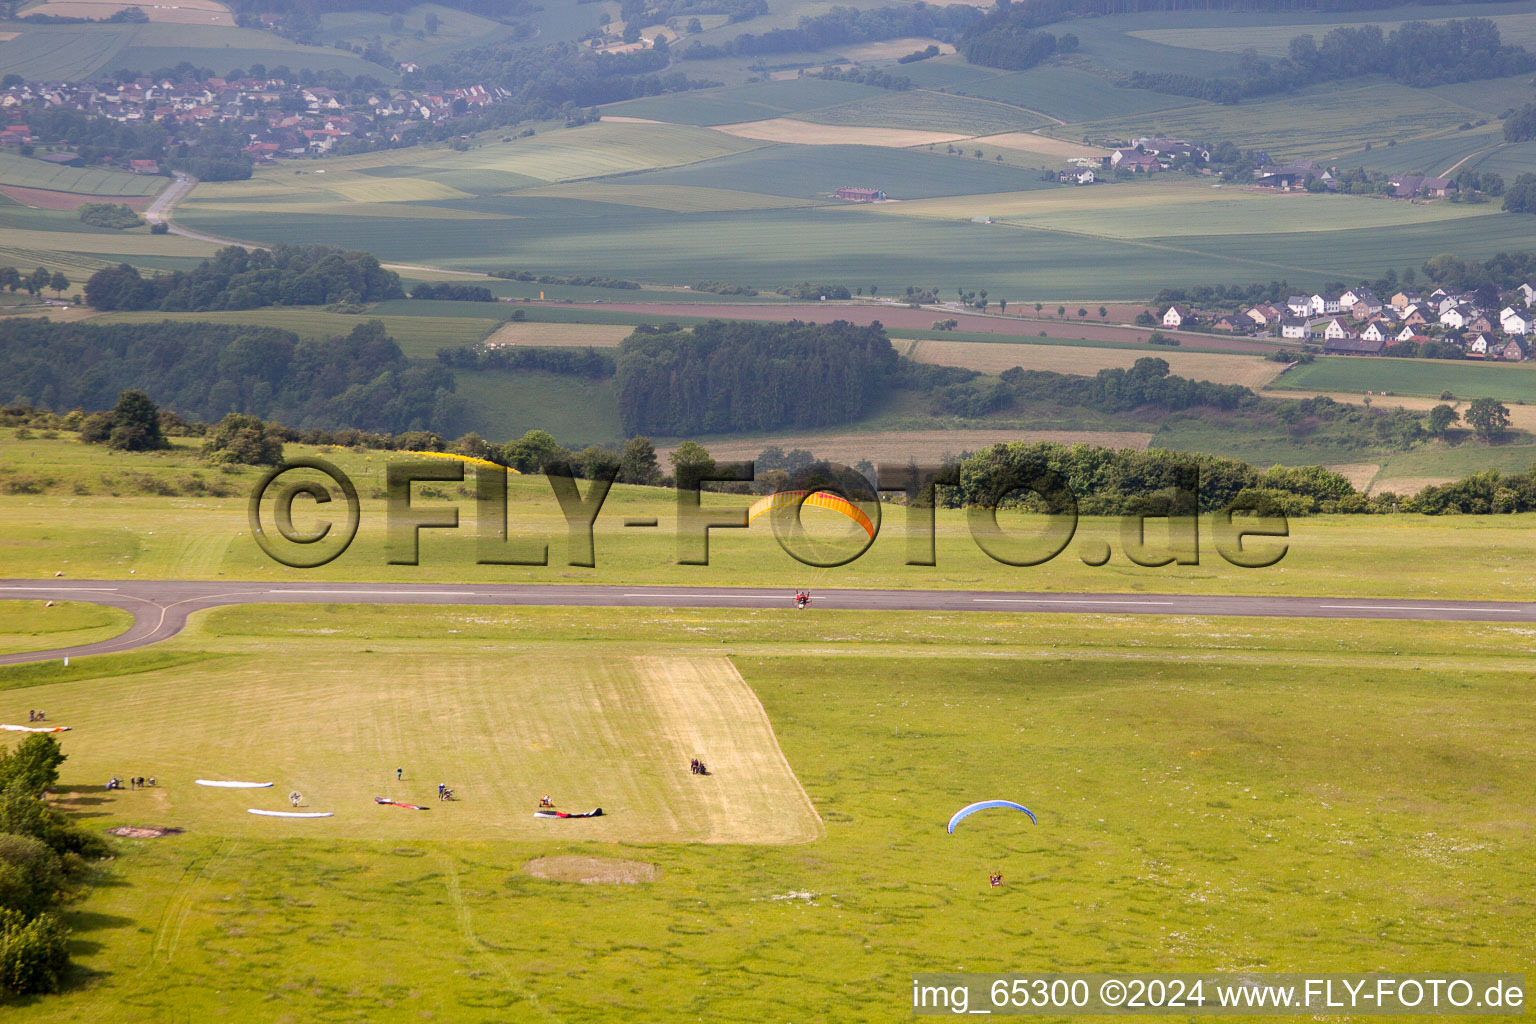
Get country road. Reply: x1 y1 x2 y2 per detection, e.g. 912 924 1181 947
3 579 1534 666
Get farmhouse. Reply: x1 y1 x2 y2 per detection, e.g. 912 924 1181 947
1057 168 1095 184
1286 295 1311 316
1390 174 1457 199
1162 304 1195 328
1244 303 1281 325
1210 314 1244 332
1309 293 1343 315
1359 322 1392 343
835 186 886 202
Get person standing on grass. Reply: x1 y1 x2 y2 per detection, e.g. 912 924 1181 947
397 767 403 782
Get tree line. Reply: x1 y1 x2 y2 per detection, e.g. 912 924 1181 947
83 245 403 311
0 318 463 435
0 734 111 995
616 319 899 435
1124 18 1535 104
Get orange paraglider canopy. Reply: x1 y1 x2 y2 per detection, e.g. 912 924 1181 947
747 490 875 540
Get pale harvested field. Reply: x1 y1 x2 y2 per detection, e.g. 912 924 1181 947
907 338 1283 387
711 118 972 147
1324 463 1382 491
484 321 633 348
0 32 16 41
661 429 1153 465
0 185 151 211
971 133 1112 160
21 0 232 24
835 37 955 61
599 116 665 124
36 650 822 844
1371 476 1454 496
507 181 816 212
184 199 502 220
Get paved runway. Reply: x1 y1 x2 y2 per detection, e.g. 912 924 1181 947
2 579 1532 666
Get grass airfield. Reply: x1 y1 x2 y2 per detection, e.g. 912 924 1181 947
0 603 1532 1022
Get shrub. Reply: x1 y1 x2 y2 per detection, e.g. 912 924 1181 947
0 835 64 919
77 202 143 230
201 413 284 466
0 909 69 995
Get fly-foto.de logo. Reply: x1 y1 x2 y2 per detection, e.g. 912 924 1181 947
246 455 1289 570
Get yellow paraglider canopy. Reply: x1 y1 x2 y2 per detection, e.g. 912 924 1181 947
398 450 520 473
747 490 875 540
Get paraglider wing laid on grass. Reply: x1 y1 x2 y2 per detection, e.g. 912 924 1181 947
534 808 604 819
947 800 1037 834
375 797 430 810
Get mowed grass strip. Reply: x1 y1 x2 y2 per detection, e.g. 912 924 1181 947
909 338 1283 386
0 600 132 656
31 647 821 844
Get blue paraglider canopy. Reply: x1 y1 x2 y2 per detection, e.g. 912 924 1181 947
947 800 1037 834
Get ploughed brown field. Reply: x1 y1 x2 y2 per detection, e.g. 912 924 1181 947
0 186 152 212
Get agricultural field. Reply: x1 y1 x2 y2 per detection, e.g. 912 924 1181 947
799 89 1052 135
906 338 1283 387
871 176 1498 240
1064 80 1488 160
0 20 391 80
1126 8 1536 55
0 152 165 197
18 0 232 25
311 3 526 65
483 320 633 348
1271 356 1536 405
950 66 1204 123
450 368 621 443
603 77 887 126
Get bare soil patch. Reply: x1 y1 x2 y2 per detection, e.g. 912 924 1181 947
525 855 658 884
106 825 184 839
0 185 152 212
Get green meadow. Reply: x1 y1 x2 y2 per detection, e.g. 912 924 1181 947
0 603 1530 1022
5 434 1536 601
1272 358 1536 404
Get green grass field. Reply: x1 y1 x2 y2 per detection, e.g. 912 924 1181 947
0 602 1530 1021
0 600 131 655
951 66 1203 122
1272 357 1536 404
